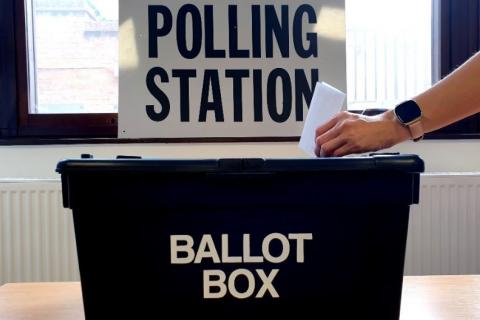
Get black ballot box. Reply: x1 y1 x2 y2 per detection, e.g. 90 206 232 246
57 154 424 319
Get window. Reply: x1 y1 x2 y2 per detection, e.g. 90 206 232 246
1 0 479 142
27 0 119 114
346 0 434 111
12 0 118 138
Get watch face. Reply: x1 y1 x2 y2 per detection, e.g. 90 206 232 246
395 100 422 124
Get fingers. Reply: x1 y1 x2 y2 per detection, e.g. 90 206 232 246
315 125 341 155
314 113 350 157
319 136 348 157
314 112 366 157
315 125 340 157
315 111 350 139
315 116 338 139
330 143 353 157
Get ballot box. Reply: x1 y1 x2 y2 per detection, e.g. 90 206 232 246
57 154 424 319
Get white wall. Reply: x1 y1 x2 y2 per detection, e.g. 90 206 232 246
0 140 480 179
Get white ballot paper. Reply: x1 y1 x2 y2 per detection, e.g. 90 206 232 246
299 82 346 156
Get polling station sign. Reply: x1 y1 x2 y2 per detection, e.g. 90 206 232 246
119 1 346 139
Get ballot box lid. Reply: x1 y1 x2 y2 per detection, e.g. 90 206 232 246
56 153 424 174
56 154 424 209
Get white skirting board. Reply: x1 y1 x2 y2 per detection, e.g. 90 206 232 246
1 175 479 285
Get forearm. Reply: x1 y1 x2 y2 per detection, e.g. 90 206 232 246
315 52 480 157
414 52 480 133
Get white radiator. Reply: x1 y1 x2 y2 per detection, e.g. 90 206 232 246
0 181 79 285
404 174 480 275
1 175 479 285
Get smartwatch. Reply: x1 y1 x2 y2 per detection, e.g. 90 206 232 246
394 100 424 142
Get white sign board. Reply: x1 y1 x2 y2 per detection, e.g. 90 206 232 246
119 0 346 139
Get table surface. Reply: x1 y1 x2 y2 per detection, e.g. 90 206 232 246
0 276 479 319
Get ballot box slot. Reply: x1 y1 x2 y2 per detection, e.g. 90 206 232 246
205 172 277 180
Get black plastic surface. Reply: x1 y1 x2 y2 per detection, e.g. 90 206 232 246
57 154 424 174
57 155 424 319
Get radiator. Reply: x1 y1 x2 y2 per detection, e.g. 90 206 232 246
1 175 480 285
0 181 79 285
404 174 480 275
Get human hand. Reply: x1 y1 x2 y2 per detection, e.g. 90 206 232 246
314 110 411 157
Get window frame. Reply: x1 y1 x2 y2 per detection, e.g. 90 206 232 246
429 0 480 139
14 0 117 139
0 0 17 139
0 0 479 144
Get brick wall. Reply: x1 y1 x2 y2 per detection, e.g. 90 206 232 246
34 11 118 113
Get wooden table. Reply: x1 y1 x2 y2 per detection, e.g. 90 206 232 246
400 276 480 319
0 276 479 319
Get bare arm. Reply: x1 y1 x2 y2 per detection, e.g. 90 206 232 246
416 52 480 132
315 52 480 157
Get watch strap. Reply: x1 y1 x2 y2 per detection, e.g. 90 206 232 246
409 120 424 142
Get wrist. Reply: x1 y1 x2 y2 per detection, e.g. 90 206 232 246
380 110 412 144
